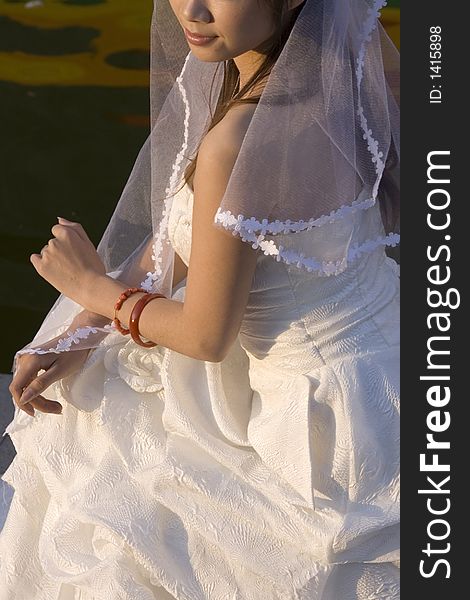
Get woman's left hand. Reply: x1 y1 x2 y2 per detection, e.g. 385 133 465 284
30 217 106 306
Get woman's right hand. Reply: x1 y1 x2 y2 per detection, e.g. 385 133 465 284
9 293 119 417
9 347 91 417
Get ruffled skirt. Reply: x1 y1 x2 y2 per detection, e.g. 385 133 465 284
0 300 399 599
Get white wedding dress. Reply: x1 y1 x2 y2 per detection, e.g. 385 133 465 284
0 181 400 600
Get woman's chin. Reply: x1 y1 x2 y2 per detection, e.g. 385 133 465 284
189 50 222 63
188 43 233 63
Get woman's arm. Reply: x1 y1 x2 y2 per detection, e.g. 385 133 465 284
73 235 188 329
81 109 258 362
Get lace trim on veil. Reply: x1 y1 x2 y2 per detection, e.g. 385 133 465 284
16 323 116 356
214 196 376 236
213 216 400 275
141 61 193 294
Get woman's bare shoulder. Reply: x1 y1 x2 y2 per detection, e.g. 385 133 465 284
200 104 257 158
189 105 257 198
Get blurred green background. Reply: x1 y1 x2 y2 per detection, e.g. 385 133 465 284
0 0 400 374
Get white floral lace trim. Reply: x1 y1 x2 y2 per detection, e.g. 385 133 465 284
357 0 388 199
214 214 400 276
214 196 375 236
16 323 116 356
141 53 193 293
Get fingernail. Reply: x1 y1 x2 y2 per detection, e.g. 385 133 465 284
20 389 35 405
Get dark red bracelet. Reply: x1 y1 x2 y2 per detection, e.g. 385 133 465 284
129 292 167 347
113 287 147 335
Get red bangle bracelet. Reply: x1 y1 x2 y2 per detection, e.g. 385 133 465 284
129 292 167 347
113 287 147 335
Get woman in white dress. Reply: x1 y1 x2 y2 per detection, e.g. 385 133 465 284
0 0 400 598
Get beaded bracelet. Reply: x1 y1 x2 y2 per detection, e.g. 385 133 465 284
129 293 167 348
113 287 147 335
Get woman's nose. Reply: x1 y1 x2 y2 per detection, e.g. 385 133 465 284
181 0 212 24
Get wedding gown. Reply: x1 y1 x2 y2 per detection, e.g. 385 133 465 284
0 181 400 600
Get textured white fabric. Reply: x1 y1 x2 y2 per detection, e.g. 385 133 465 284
0 182 400 599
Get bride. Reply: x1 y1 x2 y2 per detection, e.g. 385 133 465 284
0 1 400 598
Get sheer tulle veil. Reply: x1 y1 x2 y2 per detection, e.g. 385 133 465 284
12 0 399 367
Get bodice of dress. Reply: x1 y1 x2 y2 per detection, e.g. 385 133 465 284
166 180 400 373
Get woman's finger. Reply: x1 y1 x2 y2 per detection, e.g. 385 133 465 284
56 218 88 242
22 405 35 417
18 361 62 406
9 358 43 411
29 395 62 415
9 360 63 415
10 385 35 417
9 356 43 392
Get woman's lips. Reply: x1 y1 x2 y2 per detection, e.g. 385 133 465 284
184 27 218 46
